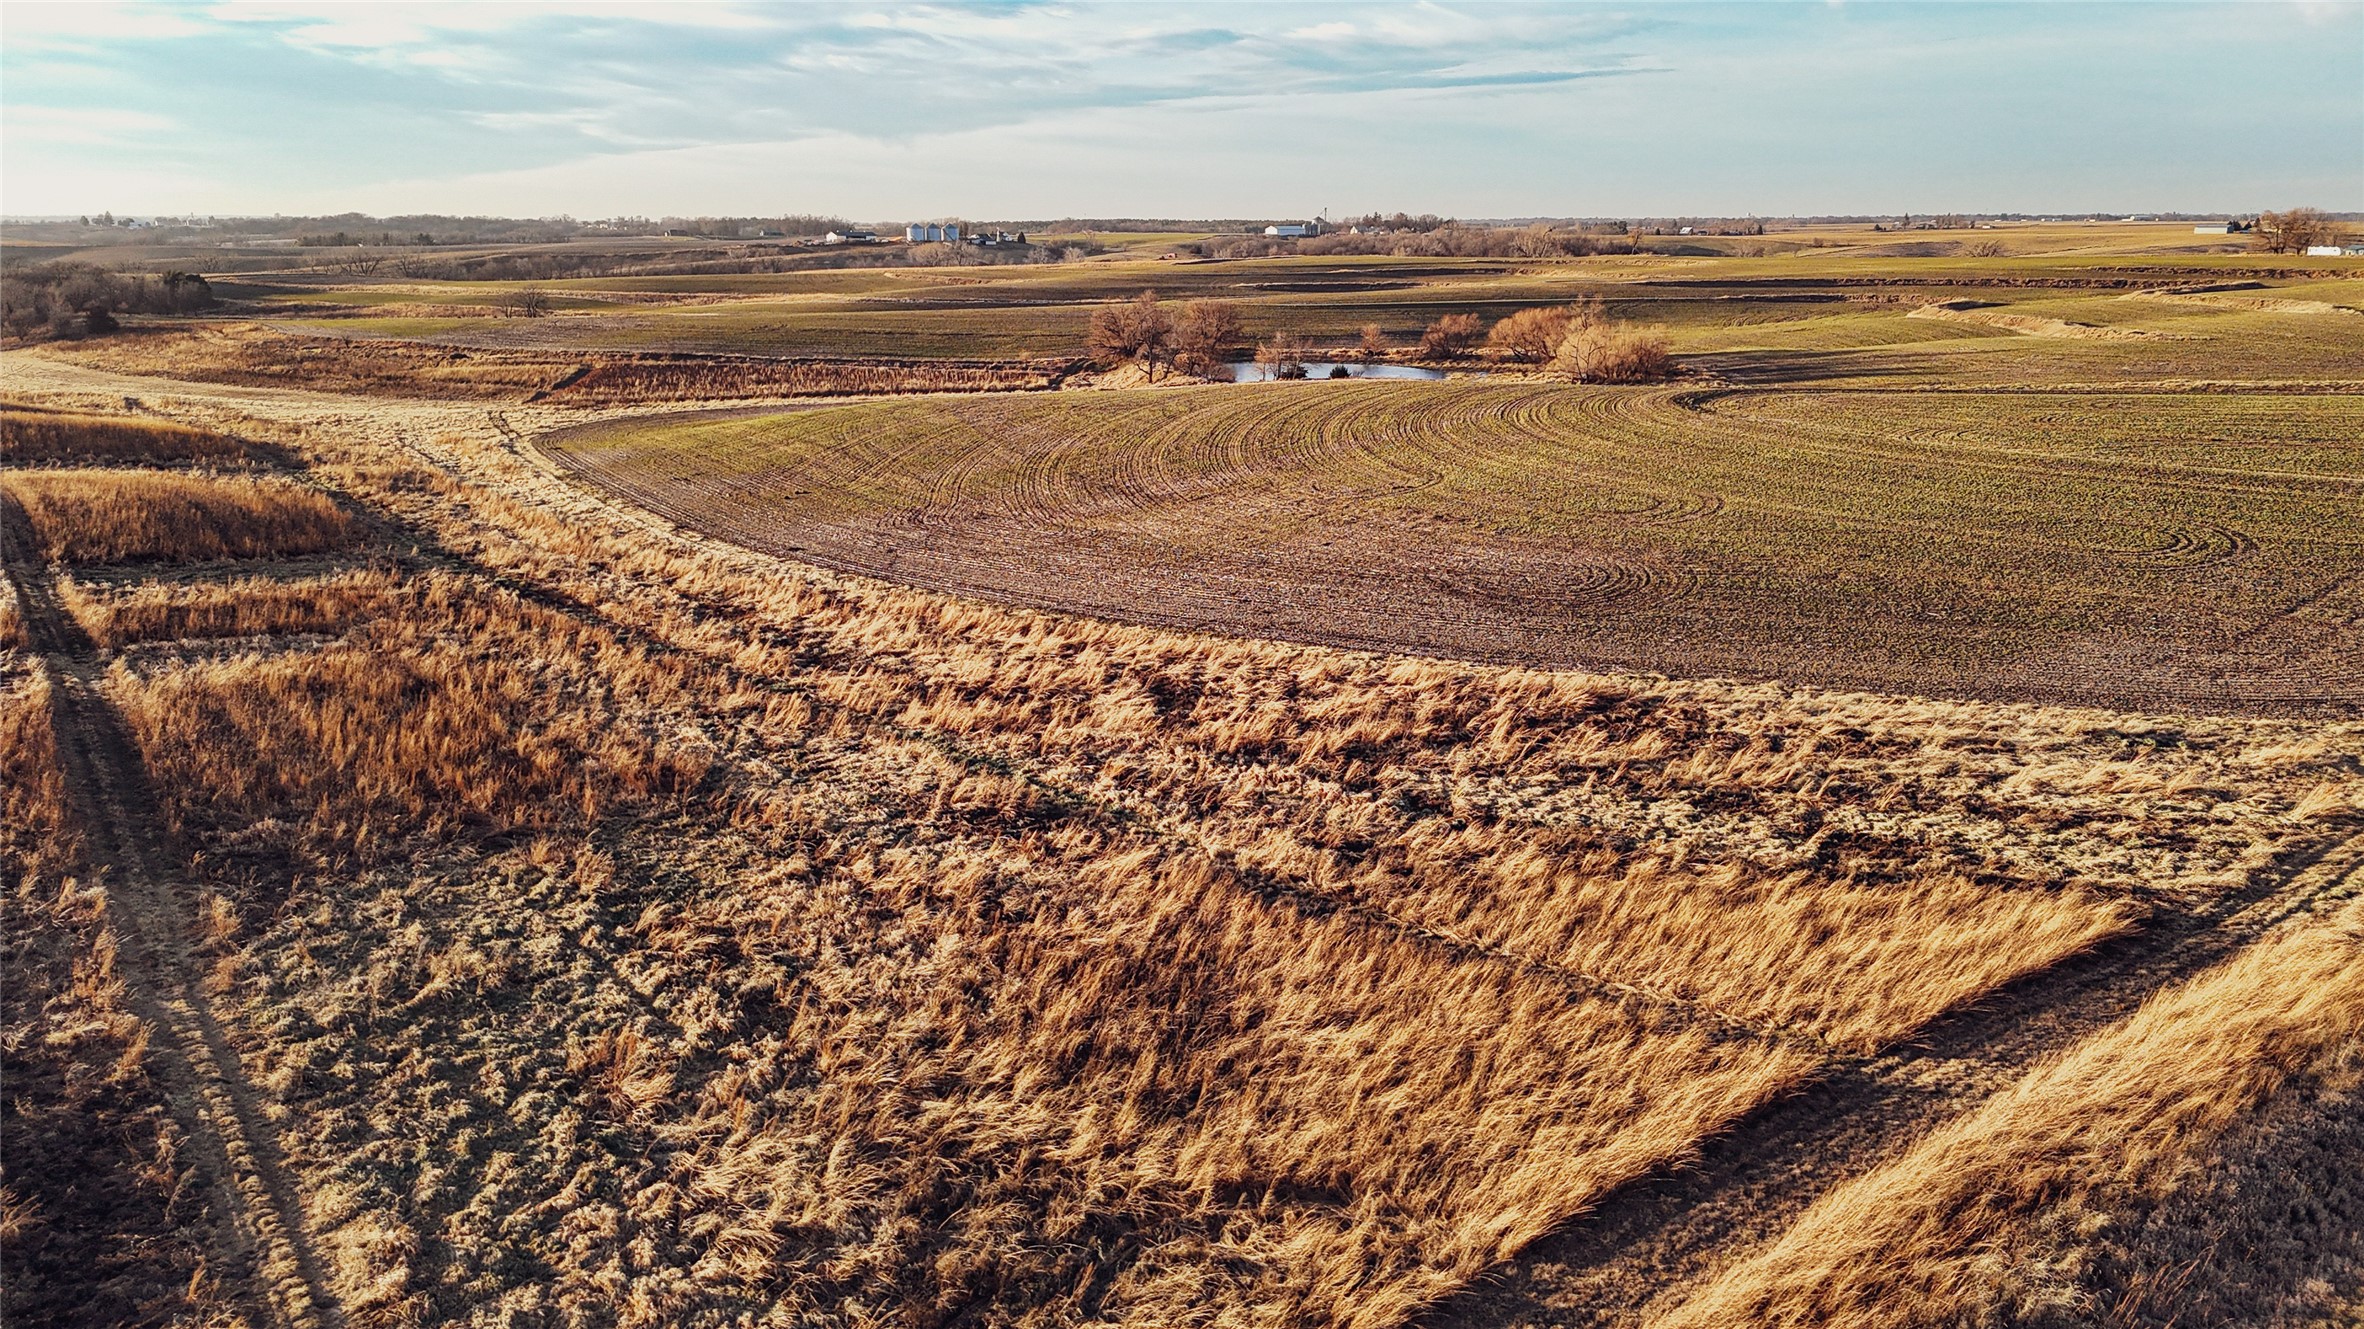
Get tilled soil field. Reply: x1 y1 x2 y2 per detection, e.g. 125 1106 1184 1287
543 380 2364 718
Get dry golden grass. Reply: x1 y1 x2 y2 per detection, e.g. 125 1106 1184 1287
0 407 247 464
107 572 711 856
59 567 404 649
2 469 359 565
0 673 249 1325
1653 900 2364 1329
3 352 2357 1324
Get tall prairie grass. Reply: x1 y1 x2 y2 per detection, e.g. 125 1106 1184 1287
60 568 403 649
0 409 247 465
107 575 711 855
1653 902 2364 1329
2 469 358 565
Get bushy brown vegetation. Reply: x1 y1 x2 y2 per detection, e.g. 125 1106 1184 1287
1087 289 1175 369
1 408 247 465
1486 304 1579 363
2 470 358 564
1172 299 1247 378
1550 306 1674 382
1658 900 2364 1328
1419 312 1485 359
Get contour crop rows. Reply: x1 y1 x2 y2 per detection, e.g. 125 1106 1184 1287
544 379 2364 718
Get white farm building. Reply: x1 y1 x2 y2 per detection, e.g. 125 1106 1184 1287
906 223 963 243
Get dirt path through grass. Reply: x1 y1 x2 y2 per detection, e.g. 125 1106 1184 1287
0 488 345 1329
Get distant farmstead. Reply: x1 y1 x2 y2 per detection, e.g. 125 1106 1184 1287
1264 222 1323 238
824 229 877 244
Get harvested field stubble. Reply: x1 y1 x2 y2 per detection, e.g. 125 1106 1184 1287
2 468 359 564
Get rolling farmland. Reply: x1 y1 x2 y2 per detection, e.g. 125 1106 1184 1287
545 380 2364 716
5 226 2362 1327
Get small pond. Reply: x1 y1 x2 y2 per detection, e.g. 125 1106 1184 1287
1226 361 1450 383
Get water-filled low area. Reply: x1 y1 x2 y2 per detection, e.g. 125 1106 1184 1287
1226 361 1449 383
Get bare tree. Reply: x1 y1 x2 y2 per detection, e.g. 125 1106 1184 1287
1172 300 1247 378
1356 323 1390 362
2252 208 2341 253
501 287 553 318
1255 331 1311 380
1086 290 1174 369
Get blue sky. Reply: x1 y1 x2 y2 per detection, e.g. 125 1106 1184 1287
3 1 2358 219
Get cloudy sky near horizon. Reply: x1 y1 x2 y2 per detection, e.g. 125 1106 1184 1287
3 1 2358 221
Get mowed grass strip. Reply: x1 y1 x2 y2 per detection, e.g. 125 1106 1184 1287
1 469 359 564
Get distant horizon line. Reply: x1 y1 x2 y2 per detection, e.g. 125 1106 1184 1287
10 210 2357 228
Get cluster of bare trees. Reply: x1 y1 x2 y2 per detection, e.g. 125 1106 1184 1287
2251 208 2346 253
1086 292 1249 378
1 263 213 341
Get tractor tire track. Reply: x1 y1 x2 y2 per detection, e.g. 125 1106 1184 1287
0 489 344 1329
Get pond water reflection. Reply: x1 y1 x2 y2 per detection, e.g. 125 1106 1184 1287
1225 361 1450 383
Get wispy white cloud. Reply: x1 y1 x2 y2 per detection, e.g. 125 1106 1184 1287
1 1 2357 217
2 103 177 147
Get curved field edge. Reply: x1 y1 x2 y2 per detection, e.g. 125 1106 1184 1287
538 380 2364 719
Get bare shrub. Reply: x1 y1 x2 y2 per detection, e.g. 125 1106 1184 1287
1486 305 1579 364
1550 306 1674 383
1255 331 1312 379
1418 312 1485 359
498 286 552 318
1 471 360 564
1357 323 1391 362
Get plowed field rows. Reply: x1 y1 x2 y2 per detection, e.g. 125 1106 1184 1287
546 381 2364 717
